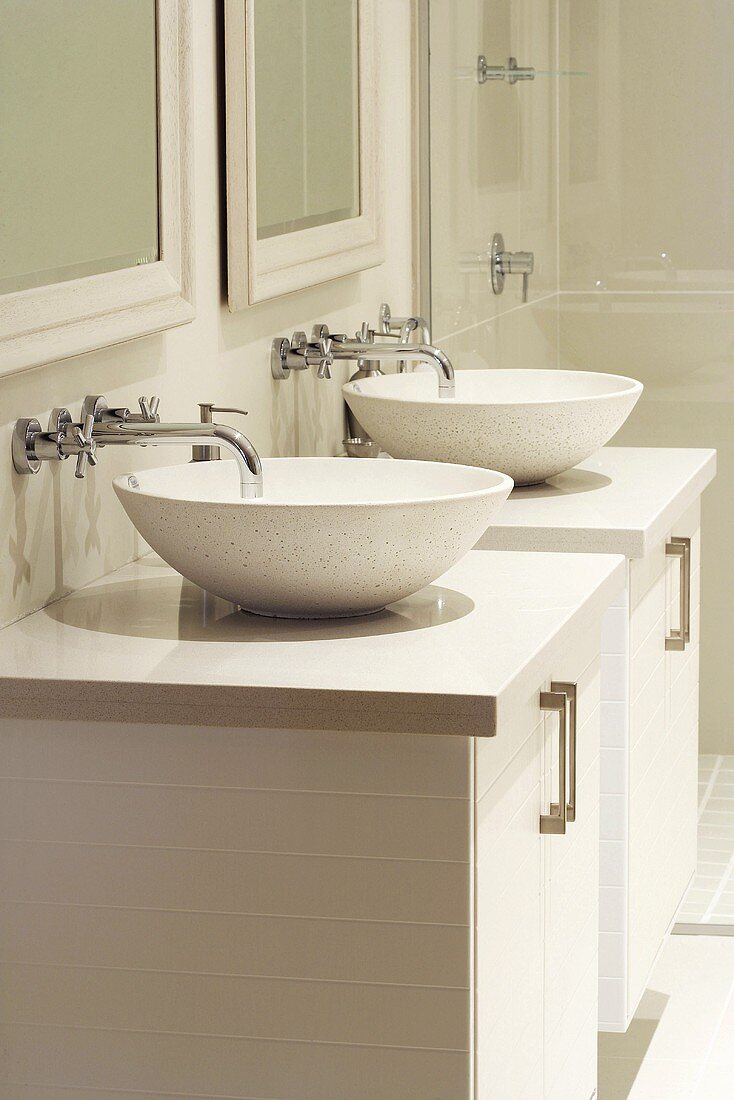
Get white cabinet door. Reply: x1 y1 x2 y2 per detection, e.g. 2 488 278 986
626 500 700 1017
663 500 700 925
543 630 602 1100
475 624 602 1100
475 707 545 1099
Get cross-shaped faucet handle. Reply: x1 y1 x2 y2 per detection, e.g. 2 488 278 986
137 396 161 422
316 337 333 379
72 413 99 479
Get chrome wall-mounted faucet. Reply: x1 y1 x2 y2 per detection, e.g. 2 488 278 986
271 330 336 381
378 303 431 348
193 403 250 463
378 303 432 375
12 396 263 499
490 233 535 303
271 322 456 398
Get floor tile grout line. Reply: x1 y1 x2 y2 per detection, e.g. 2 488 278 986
686 755 732 924
702 823 734 923
690 964 734 1097
698 756 723 820
700 754 734 921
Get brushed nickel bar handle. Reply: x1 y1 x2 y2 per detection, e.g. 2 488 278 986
666 537 692 651
540 689 568 835
552 681 578 823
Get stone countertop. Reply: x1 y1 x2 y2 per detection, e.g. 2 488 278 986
0 549 625 736
476 447 716 557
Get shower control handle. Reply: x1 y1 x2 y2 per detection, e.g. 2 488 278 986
490 233 535 303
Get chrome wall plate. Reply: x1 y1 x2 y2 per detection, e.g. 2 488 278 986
12 417 42 475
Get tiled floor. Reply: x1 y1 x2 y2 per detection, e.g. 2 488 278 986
677 754 734 926
598 935 734 1098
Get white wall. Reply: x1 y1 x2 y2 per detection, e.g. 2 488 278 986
557 0 734 752
0 0 414 629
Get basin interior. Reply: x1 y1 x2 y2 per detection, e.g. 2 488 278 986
123 456 512 504
346 369 643 405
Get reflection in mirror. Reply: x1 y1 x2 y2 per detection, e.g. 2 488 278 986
253 0 360 240
0 0 159 295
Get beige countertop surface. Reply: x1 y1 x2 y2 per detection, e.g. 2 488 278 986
0 549 625 736
477 447 716 557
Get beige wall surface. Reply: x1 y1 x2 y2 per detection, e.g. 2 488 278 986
558 0 734 751
0 0 414 630
427 0 560 372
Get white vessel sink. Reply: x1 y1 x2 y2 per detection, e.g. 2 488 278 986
343 369 643 485
114 458 512 618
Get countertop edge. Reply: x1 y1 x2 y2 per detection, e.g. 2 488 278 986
0 681 498 737
475 525 645 558
477 449 717 559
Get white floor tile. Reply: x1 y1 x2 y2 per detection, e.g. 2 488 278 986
692 1060 734 1099
598 936 734 1100
626 1058 701 1100
680 754 734 925
636 939 734 1060
700 848 730 863
699 840 734 858
699 824 734 837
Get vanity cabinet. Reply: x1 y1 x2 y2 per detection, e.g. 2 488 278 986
0 550 624 1098
477 447 714 1033
0 626 604 1100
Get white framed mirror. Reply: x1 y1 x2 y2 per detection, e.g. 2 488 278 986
0 0 194 378
224 0 384 308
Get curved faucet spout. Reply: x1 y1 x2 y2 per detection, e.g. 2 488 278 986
208 425 263 499
332 342 456 398
91 421 264 499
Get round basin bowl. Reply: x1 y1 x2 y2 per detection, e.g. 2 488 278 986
343 369 643 485
113 458 513 619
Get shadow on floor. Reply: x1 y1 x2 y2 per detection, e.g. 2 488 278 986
598 990 668 1099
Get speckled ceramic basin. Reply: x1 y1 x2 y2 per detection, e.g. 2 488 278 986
343 369 643 485
114 458 513 618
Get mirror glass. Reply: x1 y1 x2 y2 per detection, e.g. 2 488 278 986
0 0 159 296
253 0 360 240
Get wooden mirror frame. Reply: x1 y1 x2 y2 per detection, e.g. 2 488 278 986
0 0 194 378
224 0 384 309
